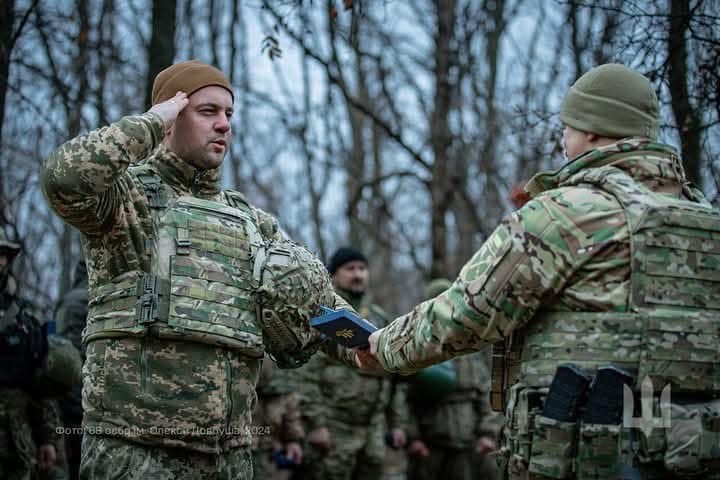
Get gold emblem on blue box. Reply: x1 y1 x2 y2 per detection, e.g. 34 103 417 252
310 306 378 348
336 328 354 339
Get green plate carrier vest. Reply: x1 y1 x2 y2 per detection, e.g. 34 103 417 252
83 167 266 358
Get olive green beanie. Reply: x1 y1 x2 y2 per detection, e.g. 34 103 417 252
560 64 659 140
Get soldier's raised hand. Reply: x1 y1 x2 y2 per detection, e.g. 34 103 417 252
147 91 189 130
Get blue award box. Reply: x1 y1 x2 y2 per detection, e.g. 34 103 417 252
310 306 378 348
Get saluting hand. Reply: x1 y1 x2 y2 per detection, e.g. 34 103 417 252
147 91 189 130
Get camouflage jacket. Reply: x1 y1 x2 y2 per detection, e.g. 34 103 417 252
407 350 501 449
295 289 409 432
375 138 713 380
41 113 355 453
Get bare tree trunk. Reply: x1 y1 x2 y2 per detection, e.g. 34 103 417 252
301 51 327 259
429 0 456 279
144 0 176 109
0 0 14 153
328 1 367 247
0 0 14 221
668 0 702 185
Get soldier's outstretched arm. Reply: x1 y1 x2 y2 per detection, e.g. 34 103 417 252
41 93 188 235
369 195 596 374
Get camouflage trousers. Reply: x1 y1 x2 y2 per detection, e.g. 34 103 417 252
79 435 252 480
381 445 407 480
407 446 498 480
293 416 385 480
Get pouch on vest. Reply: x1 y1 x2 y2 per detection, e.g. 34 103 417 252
576 366 635 479
500 384 546 479
664 399 720 476
528 415 577 478
527 364 590 478
576 423 622 480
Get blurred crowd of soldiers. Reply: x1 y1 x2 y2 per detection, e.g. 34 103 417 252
3 58 719 480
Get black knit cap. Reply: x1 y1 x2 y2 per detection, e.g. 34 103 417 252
327 247 368 275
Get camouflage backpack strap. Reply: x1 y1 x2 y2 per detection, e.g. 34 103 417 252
130 164 167 271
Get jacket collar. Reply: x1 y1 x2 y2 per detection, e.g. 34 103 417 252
525 137 687 197
148 145 221 197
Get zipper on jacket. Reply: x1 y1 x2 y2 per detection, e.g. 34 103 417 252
192 171 203 195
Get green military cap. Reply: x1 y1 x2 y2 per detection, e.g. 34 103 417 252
560 64 659 140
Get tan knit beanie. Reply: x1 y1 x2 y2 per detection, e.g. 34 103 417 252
151 60 233 105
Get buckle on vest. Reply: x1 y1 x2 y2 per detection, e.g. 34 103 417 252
176 225 191 255
145 183 163 208
137 274 158 324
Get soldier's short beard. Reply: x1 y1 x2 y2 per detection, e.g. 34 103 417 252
347 284 365 296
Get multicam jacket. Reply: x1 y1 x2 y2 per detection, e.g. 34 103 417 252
42 113 354 453
375 138 720 477
375 138 719 386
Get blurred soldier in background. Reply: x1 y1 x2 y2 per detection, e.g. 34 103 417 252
293 247 408 480
252 357 305 480
54 255 88 480
55 256 88 355
0 228 82 480
406 279 500 480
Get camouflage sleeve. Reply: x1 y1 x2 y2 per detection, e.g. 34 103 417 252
280 393 305 442
376 192 606 374
34 398 62 446
387 380 410 431
471 352 498 438
405 401 421 441
41 113 164 235
54 294 87 353
294 355 330 431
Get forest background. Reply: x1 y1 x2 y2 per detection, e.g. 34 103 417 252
1 0 718 317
